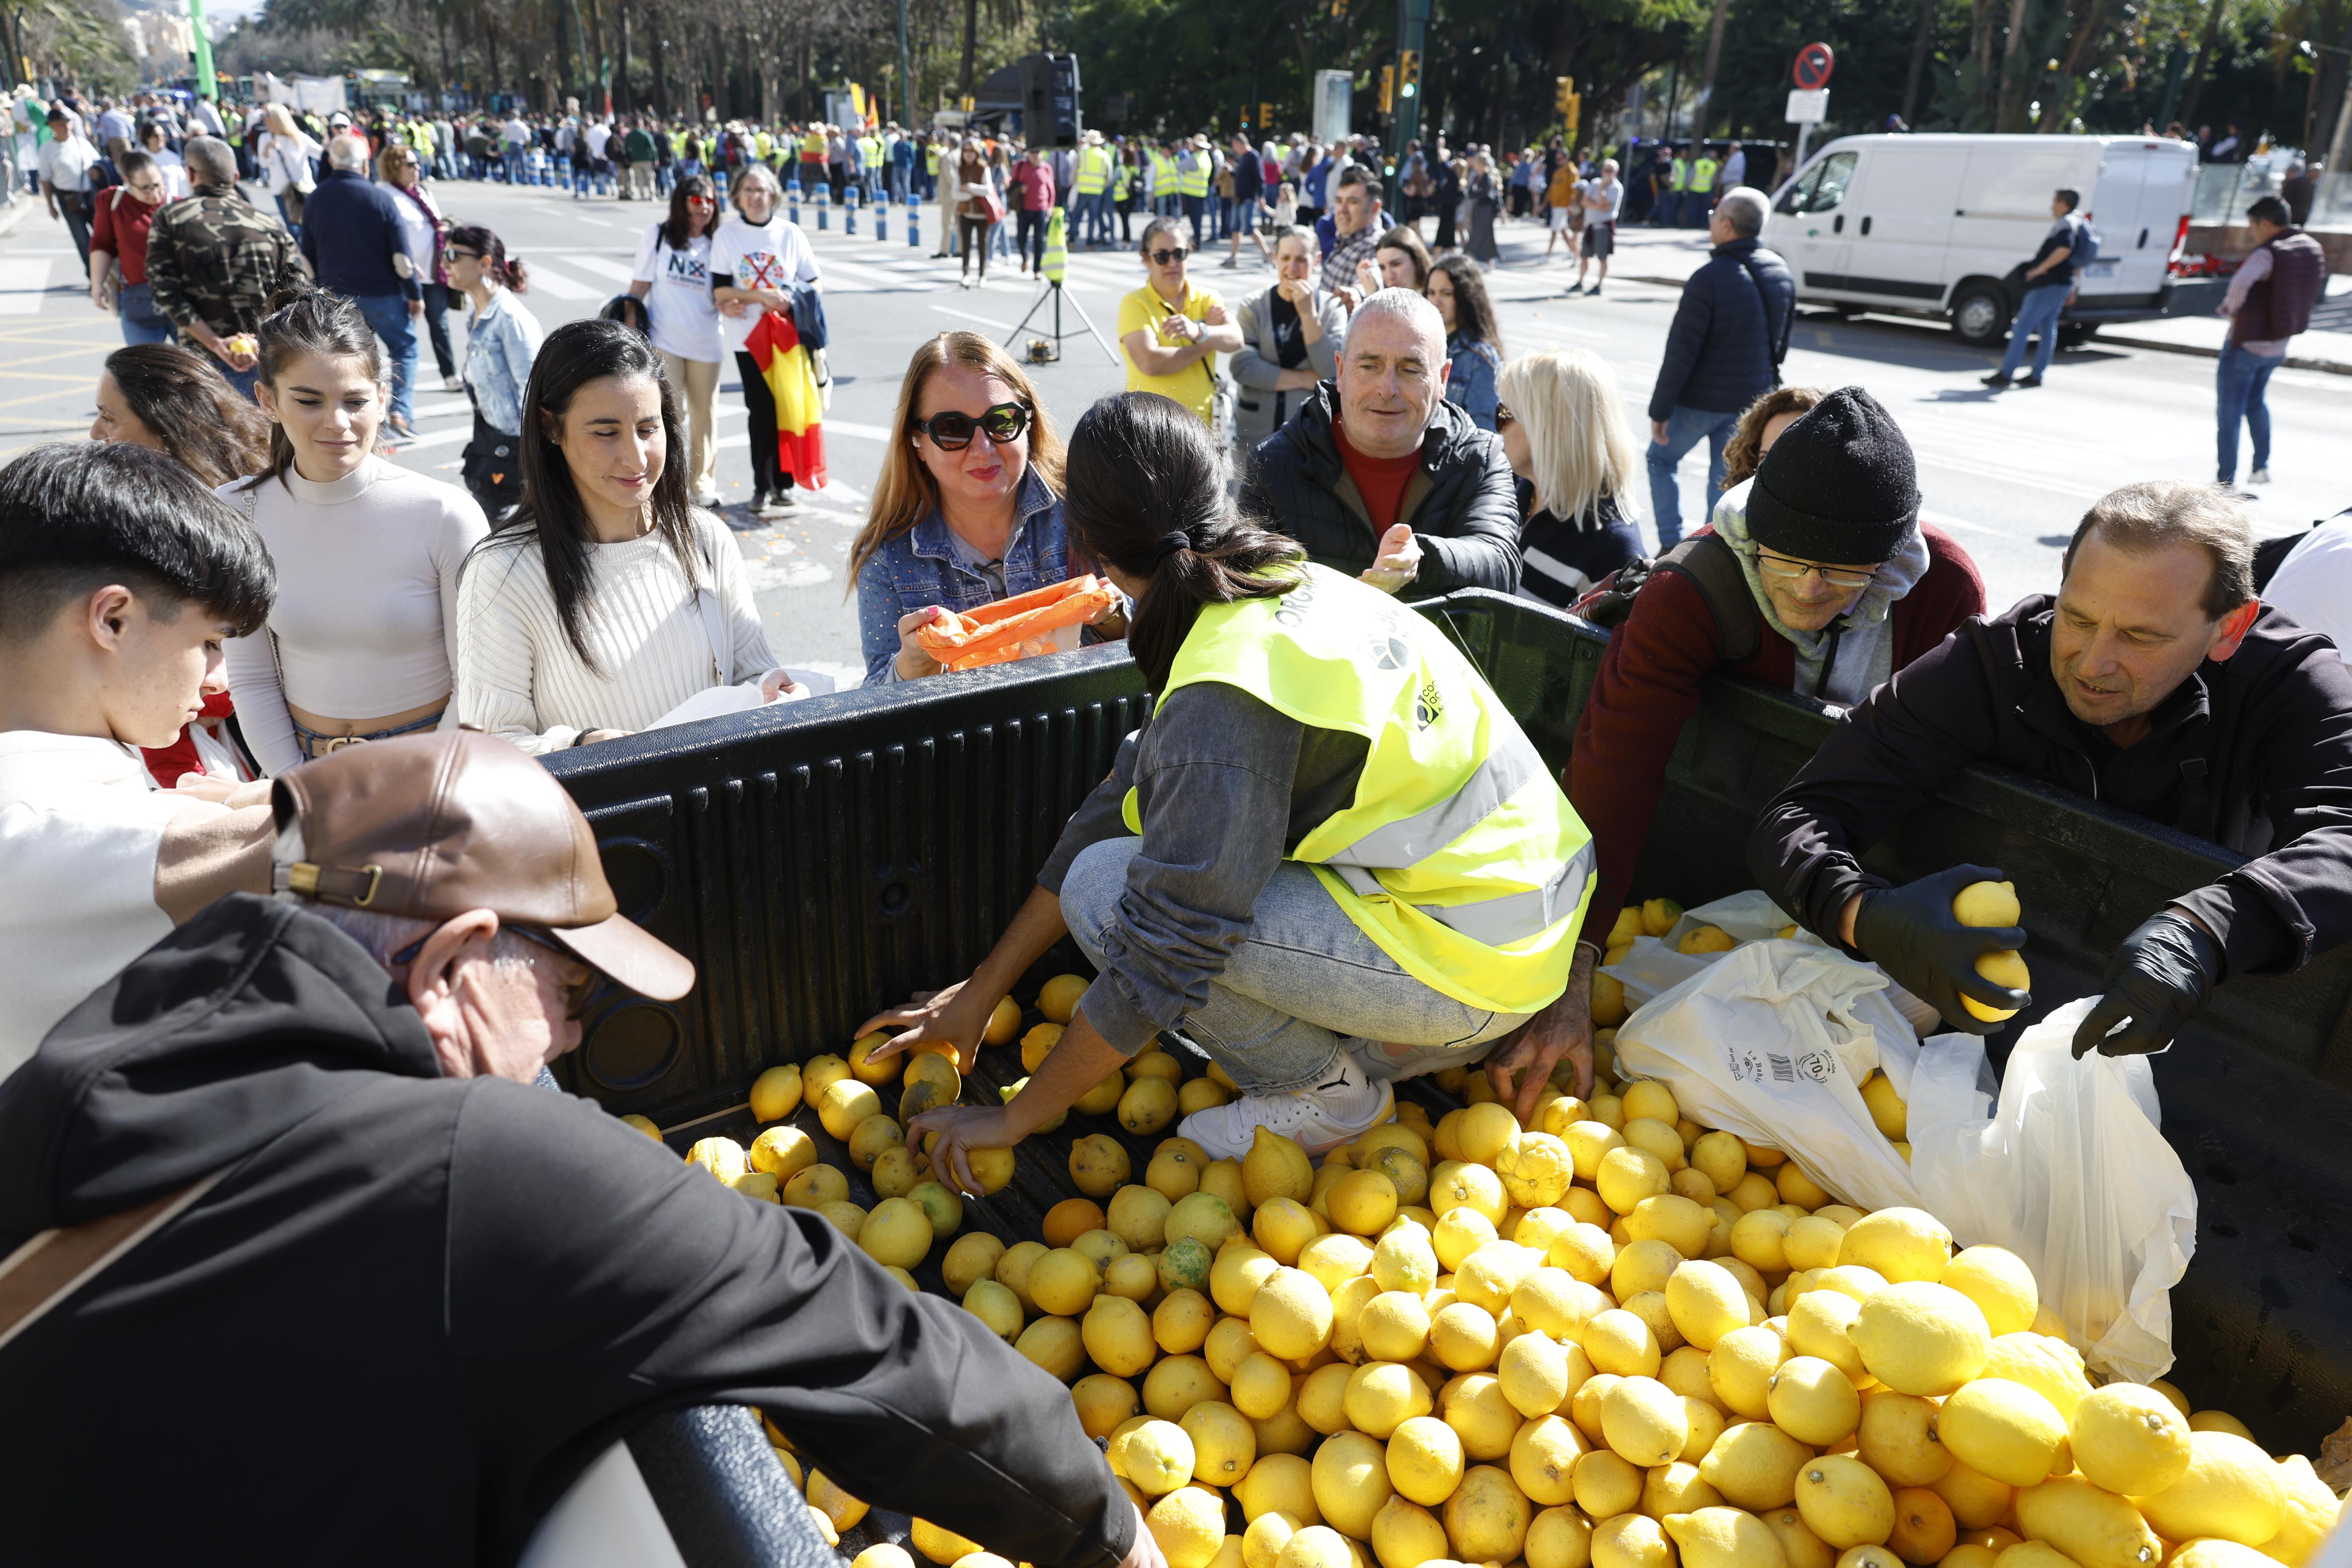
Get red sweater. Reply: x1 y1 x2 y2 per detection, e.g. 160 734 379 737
1567 523 1985 948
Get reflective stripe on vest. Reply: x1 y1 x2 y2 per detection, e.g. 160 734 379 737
1075 144 1110 194
925 146 940 173
1179 152 1210 197
1043 206 1068 281
1119 564 1589 1015
1693 158 1719 189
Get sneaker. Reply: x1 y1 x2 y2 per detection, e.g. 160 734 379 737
442 375 464 393
1177 1054 1393 1159
1352 1038 1497 1085
2250 467 2272 485
1218 257 1239 269
747 487 769 513
1980 372 2013 388
1564 283 1583 296
761 492 797 517
2015 375 2044 388
1587 283 1603 296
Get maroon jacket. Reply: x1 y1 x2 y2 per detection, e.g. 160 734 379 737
1567 523 1984 949
2231 228 2324 346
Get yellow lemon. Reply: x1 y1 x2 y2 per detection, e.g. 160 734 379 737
1526 1505 1596 1568
1074 1069 1126 1116
1235 1451 1320 1525
1015 1314 1087 1381
1610 1237 1683 1303
1204 1315 1262 1385
942 1231 1006 1297
961 1278 1024 1341
686 1135 748 1182
808 1470 869 1530
1184 1399 1258 1486
816 1078 882 1140
1230 1352 1295 1423
1383 1413 1467 1506
859 1196 934 1269
1368 1496 1448 1568
1121 1418 1200 1496
1343 1360 1433 1439
1623 1117 1688 1173
1027 1247 1101 1317
1591 1511 1674 1568
1962 949 2031 1022
1776 1162 1832 1209
1601 1374 1689 1467
1788 1283 1868 1379
1676 922 1739 955
1768 1354 1863 1447
1708 1325 1789 1421
1582 1306 1662 1378
1498 1330 1573 1418
1240 1512 1297 1568
1858 1073 1907 1143
1147 1484 1230 1568
1037 973 1088 1023
1273 1524 1352 1568
1730 1208 1795 1273
854 1545 914 1568
2012 1475 2165 1568
1311 1430 1395 1539
1018 1021 1065 1074
1241 1125 1316 1207
1837 1208 1951 1284
2266 1452 2341 1568
1153 1287 1216 1354
1434 1207 1501 1275
1572 1444 1644 1518
1856 1389 1953 1487
1168 1192 1244 1252
1848 1281 1992 1396
1329 1170 1401 1238
1515 1266 1609 1342
1952 879 2021 928
1982 1332 2094 1422
1497 1131 1577 1209
1939 1379 2069 1488
1663 1506 1787 1568
2068 1382 2193 1497
1101 1184 1170 1252
1443 1370 1525 1463
801 1053 852 1099
1697 1420 1813 1512
748 1063 804 1122
1369 1222 1439 1296
2171 1544 2302 1568
1212 1241 1281 1317
1250 1196 1320 1266
1640 897 1685 936
847 1111 905 1172
1067 1133 1131 1197
1074 1371 1143 1438
1120 1077 1180 1137
1664 1258 1749 1350
1595 1146 1671 1216
1927 1246 2035 1339
2132 1431 2285 1549
617 1112 663 1141
1084 1293 1159 1377
817 1199 869 1239
1443 1464 1533 1564
1794 1453 1896 1551
1509 1412 1587 1506
1252 1266 1337 1360
1359 1291 1434 1365
1928 1460 2013 1530
962 1145 1015 1195
1295 1362 1357 1435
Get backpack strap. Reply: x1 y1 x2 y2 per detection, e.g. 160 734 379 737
1652 534 1764 665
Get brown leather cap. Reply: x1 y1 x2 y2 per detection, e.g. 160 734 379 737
270 732 694 1002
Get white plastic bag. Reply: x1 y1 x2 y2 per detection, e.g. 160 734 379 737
1908 997 2196 1383
1613 941 1926 1213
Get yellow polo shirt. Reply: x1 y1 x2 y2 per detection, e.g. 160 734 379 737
1118 279 1226 425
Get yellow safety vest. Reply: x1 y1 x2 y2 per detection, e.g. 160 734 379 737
1114 161 1133 198
1122 565 1591 1015
1668 158 1690 192
1178 151 1210 198
1074 144 1110 195
1693 157 1719 190
925 144 941 174
1151 151 1178 193
1043 206 1068 282
860 135 881 168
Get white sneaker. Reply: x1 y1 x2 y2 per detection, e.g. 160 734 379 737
1178 1054 1393 1159
1352 1038 1497 1085
2250 468 2272 485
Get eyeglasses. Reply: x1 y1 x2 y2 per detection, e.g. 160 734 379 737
1494 402 1516 429
1148 247 1191 265
686 194 716 205
912 401 1032 450
1754 550 1880 591
390 922 603 1019
446 248 482 262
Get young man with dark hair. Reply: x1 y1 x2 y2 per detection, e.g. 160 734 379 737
1748 479 2352 1059
2214 193 2324 492
1983 188 2086 389
0 441 279 1077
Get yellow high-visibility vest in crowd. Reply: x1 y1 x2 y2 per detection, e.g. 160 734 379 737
1074 143 1111 194
1113 161 1133 199
1178 150 1210 198
1150 150 1178 196
859 134 881 169
1043 206 1068 282
1693 156 1720 191
753 130 773 159
925 143 941 175
1122 565 1592 1015
1668 158 1691 192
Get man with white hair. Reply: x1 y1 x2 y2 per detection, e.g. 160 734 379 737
143 135 305 399
1241 286 1521 597
299 132 426 435
1645 185 1792 545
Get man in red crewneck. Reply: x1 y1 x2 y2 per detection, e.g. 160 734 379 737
1240 288 1521 598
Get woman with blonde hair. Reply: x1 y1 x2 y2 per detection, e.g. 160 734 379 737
256 102 319 234
851 331 1120 686
1495 347 1646 607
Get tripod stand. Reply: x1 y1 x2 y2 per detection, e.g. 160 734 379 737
1005 278 1119 366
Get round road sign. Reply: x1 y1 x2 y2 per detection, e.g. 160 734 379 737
1793 42 1835 91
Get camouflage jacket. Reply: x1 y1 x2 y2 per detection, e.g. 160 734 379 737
145 183 307 342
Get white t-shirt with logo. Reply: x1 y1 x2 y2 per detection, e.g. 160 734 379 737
632 221 724 363
707 214 821 357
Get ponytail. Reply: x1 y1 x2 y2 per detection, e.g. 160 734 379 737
448 223 529 293
1062 392 1302 691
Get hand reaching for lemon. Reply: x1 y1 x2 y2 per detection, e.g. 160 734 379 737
857 981 999 1076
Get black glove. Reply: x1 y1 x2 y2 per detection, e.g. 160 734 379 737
2072 911 2224 1059
1851 863 2030 1035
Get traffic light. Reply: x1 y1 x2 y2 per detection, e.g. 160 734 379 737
1378 64 1395 113
1261 102 1276 130
1555 75 1574 113
1399 51 1419 99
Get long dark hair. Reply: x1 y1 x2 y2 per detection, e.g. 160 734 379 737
491 318 697 673
660 174 715 250
1062 392 1302 691
446 223 529 292
103 343 271 488
1432 254 1501 353
253 285 387 490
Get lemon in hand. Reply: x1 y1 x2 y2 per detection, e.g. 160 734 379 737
1951 879 2021 928
1962 948 2032 1022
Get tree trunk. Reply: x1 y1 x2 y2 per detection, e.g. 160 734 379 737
2177 0 2228 131
651 10 668 114
958 0 978 101
616 0 631 109
1903 0 1936 124
1995 0 2035 132
584 0 610 113
2303 0 2352 155
1695 0 1732 139
2035 0 2107 131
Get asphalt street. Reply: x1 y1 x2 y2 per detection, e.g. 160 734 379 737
3 180 2346 689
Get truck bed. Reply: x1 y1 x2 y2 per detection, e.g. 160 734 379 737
546 590 2352 1455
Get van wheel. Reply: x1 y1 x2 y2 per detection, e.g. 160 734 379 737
1951 284 2010 349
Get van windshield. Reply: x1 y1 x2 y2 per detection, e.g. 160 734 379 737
1777 151 1857 215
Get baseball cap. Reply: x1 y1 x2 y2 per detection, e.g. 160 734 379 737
271 732 694 1001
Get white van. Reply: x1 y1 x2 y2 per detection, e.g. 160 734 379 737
1761 133 2197 347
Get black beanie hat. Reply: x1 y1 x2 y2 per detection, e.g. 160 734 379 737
1743 386 1920 565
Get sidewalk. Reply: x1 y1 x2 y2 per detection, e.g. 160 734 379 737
1482 212 2352 375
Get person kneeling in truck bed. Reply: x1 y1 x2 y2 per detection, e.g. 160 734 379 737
1484 386 1987 1122
865 390 1592 1170
1747 479 2352 1056
0 731 1160 1568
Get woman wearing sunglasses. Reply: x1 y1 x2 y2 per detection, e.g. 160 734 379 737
1117 216 1243 428
628 175 726 508
850 332 1122 687
446 224 540 519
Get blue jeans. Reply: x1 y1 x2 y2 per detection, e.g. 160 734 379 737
1654 191 1679 227
1086 189 1115 244
1646 403 1741 547
118 310 175 345
1999 284 2069 379
1182 193 1205 247
1059 837 1529 1095
2215 341 2285 483
503 148 526 184
354 293 419 429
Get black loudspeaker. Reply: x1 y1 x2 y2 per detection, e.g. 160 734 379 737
1019 52 1082 147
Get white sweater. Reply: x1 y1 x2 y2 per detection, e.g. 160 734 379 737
456 510 779 753
221 459 489 774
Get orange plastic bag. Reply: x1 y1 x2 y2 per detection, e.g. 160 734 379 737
914 575 1120 671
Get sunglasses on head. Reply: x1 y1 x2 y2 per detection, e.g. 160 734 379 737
1148 246 1191 265
912 401 1032 450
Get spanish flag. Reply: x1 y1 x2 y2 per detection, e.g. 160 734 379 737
743 307 827 489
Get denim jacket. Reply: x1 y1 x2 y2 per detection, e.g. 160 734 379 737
464 288 542 436
1445 334 1501 431
855 467 1089 686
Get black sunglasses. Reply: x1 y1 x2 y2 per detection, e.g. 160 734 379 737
446 248 482 261
390 922 603 1019
1147 247 1191 265
912 401 1032 450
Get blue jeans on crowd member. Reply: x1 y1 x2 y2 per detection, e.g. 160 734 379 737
1084 189 1114 244
1652 191 1677 227
1060 837 1531 1096
354 293 419 430
2215 341 2286 484
1181 193 1205 247
1646 404 1741 547
1999 283 2069 380
220 363 259 401
504 148 526 184
115 284 175 346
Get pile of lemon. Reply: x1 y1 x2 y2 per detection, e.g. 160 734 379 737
634 967 2341 1568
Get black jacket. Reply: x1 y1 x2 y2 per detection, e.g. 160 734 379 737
1747 595 2352 978
298 166 424 301
1647 237 1795 422
1240 380 1521 598
0 895 1131 1568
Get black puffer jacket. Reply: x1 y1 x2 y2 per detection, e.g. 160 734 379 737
1240 380 1521 598
1647 237 1796 421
